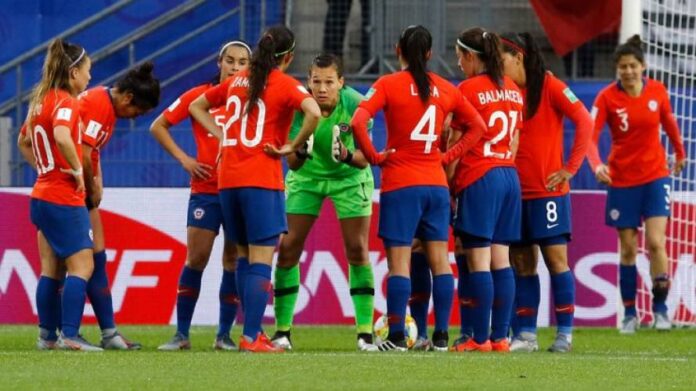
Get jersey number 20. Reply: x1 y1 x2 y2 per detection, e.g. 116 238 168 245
222 95 266 148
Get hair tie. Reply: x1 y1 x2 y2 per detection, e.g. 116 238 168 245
456 39 482 54
69 48 85 68
219 40 252 58
482 31 489 39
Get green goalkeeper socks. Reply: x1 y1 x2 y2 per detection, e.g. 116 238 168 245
349 264 375 335
274 265 300 332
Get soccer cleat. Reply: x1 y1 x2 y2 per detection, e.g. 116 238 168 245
620 316 639 335
491 338 510 352
36 337 57 350
213 335 238 351
431 330 449 352
271 331 293 351
101 331 142 350
240 333 284 353
157 332 191 351
57 334 104 352
450 338 492 352
411 337 432 351
357 334 379 352
376 339 408 352
548 333 572 353
449 334 472 351
510 332 539 352
654 312 672 331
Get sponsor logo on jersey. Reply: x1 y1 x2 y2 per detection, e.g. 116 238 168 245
56 108 73 121
563 87 579 104
85 120 103 138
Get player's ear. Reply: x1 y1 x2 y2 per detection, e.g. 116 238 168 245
337 76 345 89
122 91 134 105
426 49 432 61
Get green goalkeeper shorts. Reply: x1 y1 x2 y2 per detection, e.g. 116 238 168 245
285 170 374 219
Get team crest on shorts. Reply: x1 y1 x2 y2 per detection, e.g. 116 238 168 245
193 208 205 220
610 209 620 221
648 100 658 112
337 123 351 133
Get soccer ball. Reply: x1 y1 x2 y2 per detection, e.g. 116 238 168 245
373 314 418 349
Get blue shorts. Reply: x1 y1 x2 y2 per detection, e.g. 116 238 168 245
606 177 671 228
187 193 224 234
219 188 286 246
379 186 450 247
30 198 93 260
518 195 571 246
453 167 521 247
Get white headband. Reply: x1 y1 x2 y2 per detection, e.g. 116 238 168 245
219 40 252 58
69 48 85 68
456 39 482 54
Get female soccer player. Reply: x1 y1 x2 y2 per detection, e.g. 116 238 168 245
271 53 377 351
500 32 593 352
587 35 686 334
190 25 321 353
77 61 160 350
351 25 486 352
17 39 99 351
449 28 523 352
151 41 251 351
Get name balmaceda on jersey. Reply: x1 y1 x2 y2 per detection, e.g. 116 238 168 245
476 88 523 106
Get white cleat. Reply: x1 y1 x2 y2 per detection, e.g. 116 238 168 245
357 336 379 352
376 340 408 352
412 337 432 352
620 316 639 335
510 332 539 352
653 312 672 331
58 334 104 352
271 333 293 351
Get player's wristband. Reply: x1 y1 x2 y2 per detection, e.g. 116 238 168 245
295 149 310 160
341 150 354 164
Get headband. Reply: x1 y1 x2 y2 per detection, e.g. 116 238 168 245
456 39 482 54
274 40 296 57
219 40 252 58
501 37 526 56
69 48 85 68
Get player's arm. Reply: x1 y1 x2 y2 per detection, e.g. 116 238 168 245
442 96 486 165
265 97 321 157
189 95 223 140
659 91 687 175
586 94 611 184
54 125 85 192
17 125 36 169
150 114 212 179
81 144 101 207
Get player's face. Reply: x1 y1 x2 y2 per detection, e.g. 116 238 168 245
116 98 148 119
501 51 524 86
616 55 645 87
70 57 92 95
308 65 344 111
455 47 474 78
218 46 250 81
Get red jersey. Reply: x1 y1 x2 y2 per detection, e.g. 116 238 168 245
204 68 311 190
453 75 524 193
163 83 226 194
587 78 686 187
357 71 483 193
516 73 592 199
26 89 85 206
79 86 116 176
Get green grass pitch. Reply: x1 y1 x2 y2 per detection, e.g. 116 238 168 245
1 325 694 390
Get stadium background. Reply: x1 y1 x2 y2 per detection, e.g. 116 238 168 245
0 0 694 328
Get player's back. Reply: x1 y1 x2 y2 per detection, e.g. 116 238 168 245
364 71 462 192
28 89 85 206
208 68 310 190
454 74 523 192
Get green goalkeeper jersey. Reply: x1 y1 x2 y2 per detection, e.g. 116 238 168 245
289 86 373 180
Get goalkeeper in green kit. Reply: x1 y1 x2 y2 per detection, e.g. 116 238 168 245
271 54 377 351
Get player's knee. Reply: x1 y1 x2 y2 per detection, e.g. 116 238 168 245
345 241 368 265
645 236 665 257
619 244 638 264
185 252 209 271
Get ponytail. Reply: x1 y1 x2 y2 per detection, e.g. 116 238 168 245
398 25 432 103
501 32 547 118
28 38 87 129
247 25 295 114
457 28 504 87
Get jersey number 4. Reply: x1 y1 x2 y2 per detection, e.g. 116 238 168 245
221 96 266 148
484 110 519 159
410 105 438 153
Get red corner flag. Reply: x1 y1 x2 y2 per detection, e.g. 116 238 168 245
530 0 621 56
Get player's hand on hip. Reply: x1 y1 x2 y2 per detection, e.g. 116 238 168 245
181 155 212 180
376 148 396 166
264 143 294 157
594 164 612 185
673 158 686 176
546 168 573 191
